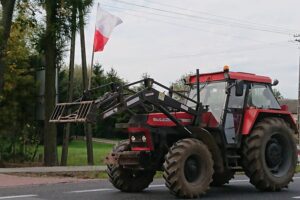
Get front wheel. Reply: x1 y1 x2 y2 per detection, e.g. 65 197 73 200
106 140 156 192
242 118 297 191
163 138 214 198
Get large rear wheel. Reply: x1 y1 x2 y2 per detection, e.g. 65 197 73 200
242 118 297 191
163 138 214 198
106 140 156 192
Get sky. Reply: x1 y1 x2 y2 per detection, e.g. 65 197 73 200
71 0 300 99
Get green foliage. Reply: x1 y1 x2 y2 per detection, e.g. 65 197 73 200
91 64 130 138
272 88 283 99
170 72 193 101
57 64 129 139
0 4 41 163
0 4 3 37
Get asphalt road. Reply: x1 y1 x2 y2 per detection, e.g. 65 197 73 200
0 174 300 200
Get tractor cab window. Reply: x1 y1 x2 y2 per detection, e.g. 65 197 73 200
227 83 246 109
187 81 227 123
247 84 280 109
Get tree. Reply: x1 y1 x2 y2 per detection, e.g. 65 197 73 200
42 0 73 166
91 64 128 139
0 0 16 94
78 0 94 165
272 88 283 100
170 73 193 102
43 0 59 166
0 2 39 163
61 0 77 166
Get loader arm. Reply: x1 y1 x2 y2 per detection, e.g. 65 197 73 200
49 78 203 132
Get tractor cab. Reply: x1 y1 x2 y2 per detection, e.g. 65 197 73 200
186 66 283 144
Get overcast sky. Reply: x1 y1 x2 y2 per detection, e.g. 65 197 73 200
72 0 300 98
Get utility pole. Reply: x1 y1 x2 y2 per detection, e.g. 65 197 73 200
294 34 300 144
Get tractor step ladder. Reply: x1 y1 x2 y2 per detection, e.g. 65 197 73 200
226 153 242 170
50 101 95 123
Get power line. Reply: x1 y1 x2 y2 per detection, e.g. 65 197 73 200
100 3 295 62
103 4 295 45
109 0 295 35
95 6 294 60
141 0 300 34
102 4 267 43
165 41 294 59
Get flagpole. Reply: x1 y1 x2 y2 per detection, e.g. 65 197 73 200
88 50 94 90
88 3 100 90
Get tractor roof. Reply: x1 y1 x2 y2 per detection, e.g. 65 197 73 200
188 69 272 84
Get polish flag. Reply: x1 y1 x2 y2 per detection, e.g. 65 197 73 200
93 7 122 52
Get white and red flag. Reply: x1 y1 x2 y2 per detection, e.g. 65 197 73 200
93 7 123 52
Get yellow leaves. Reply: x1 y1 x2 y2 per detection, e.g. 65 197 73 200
4 81 14 92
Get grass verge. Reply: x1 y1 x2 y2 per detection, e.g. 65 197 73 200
38 140 114 166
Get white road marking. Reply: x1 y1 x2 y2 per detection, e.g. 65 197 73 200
293 197 300 199
230 179 249 183
65 176 300 194
0 194 38 199
66 188 113 193
229 176 300 183
149 184 165 188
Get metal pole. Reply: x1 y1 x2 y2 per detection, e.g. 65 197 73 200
298 49 300 130
196 69 200 107
296 35 300 144
298 46 300 144
88 3 100 90
88 50 95 90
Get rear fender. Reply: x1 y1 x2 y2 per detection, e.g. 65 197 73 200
242 109 298 135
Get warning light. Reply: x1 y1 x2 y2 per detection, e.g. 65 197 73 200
223 65 230 72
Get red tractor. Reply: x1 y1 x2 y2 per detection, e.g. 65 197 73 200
50 67 298 198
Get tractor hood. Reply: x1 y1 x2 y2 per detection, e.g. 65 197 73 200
128 112 219 128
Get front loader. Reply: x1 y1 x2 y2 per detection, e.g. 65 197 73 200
50 67 298 198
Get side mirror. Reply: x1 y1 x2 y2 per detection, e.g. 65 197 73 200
235 80 244 96
272 79 279 86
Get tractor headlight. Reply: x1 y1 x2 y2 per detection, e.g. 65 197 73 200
142 135 147 142
131 136 136 142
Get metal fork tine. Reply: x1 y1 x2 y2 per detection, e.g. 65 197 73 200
76 103 85 120
52 105 61 120
57 105 66 120
82 102 90 119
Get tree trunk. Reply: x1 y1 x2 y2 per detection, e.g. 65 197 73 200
78 9 88 90
61 6 77 166
79 7 94 165
44 0 58 166
0 0 16 94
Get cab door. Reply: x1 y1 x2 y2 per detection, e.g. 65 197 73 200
223 83 246 144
